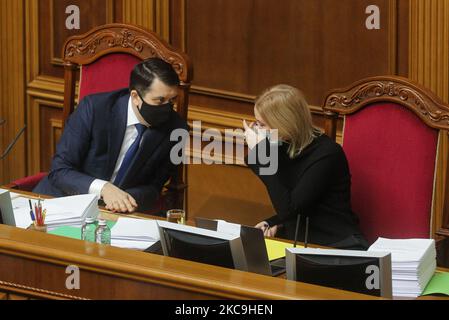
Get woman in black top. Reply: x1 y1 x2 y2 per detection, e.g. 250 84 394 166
243 85 368 250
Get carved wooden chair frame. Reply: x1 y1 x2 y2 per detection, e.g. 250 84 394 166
61 23 193 212
322 75 449 244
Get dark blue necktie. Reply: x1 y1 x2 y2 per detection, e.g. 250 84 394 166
114 124 146 185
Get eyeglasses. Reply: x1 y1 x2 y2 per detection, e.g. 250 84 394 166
255 120 267 129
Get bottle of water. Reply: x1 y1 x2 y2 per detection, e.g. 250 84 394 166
95 219 111 245
81 217 96 242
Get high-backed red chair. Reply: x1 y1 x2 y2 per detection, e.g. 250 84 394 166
322 76 449 249
9 23 192 212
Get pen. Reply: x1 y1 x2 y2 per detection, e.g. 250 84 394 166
39 206 42 226
34 203 37 223
34 203 39 226
39 202 42 226
28 199 35 222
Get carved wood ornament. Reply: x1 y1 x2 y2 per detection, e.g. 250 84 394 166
63 24 192 83
323 76 449 130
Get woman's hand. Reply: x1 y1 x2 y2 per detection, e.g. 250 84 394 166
243 120 267 149
255 221 278 237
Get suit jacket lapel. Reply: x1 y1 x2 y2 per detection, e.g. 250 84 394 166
106 94 129 179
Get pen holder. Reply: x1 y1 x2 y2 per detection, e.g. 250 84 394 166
27 224 47 233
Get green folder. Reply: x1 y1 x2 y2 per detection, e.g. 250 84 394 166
48 220 116 240
422 272 449 296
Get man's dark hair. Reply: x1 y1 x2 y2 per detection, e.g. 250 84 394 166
129 58 180 95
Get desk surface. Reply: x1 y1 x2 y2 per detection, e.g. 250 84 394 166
0 189 447 300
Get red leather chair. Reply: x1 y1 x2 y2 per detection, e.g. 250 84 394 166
322 76 449 246
10 23 192 213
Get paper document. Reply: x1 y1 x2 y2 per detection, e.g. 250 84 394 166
265 239 298 261
112 217 160 240
216 220 241 236
11 194 98 229
368 237 437 297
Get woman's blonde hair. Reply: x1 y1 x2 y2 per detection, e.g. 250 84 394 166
255 84 321 158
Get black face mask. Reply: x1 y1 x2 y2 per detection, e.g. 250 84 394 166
137 91 173 127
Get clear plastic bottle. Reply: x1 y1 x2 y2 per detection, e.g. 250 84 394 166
81 217 97 242
95 219 111 245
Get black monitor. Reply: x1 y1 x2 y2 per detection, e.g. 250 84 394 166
194 217 286 276
286 248 392 298
0 189 15 226
158 221 247 271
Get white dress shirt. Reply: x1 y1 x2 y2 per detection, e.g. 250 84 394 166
88 97 142 197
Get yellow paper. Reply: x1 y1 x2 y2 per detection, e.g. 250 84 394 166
265 239 300 261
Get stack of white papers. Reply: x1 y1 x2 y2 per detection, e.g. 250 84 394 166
11 194 98 230
111 217 160 250
368 237 436 297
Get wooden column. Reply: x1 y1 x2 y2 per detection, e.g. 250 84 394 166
409 0 449 242
122 0 170 40
0 0 27 184
409 0 449 101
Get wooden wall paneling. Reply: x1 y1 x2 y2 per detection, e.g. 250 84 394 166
0 0 27 185
122 0 170 40
38 0 115 78
26 79 64 175
187 163 275 226
409 0 449 240
49 0 115 66
122 0 156 31
168 0 403 154
26 94 63 174
39 102 63 171
26 0 40 84
396 0 409 76
409 0 449 102
178 0 398 105
49 119 63 159
155 0 170 40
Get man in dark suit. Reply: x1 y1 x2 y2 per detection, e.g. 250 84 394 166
34 58 188 213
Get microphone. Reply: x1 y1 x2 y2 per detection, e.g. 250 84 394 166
293 214 309 248
1 122 27 160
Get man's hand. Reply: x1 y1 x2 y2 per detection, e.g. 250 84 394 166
101 183 138 213
255 221 278 238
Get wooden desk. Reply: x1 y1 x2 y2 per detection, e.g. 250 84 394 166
0 190 445 300
0 223 384 300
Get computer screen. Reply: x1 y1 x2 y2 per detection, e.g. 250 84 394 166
162 228 235 268
158 221 246 271
286 248 392 298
